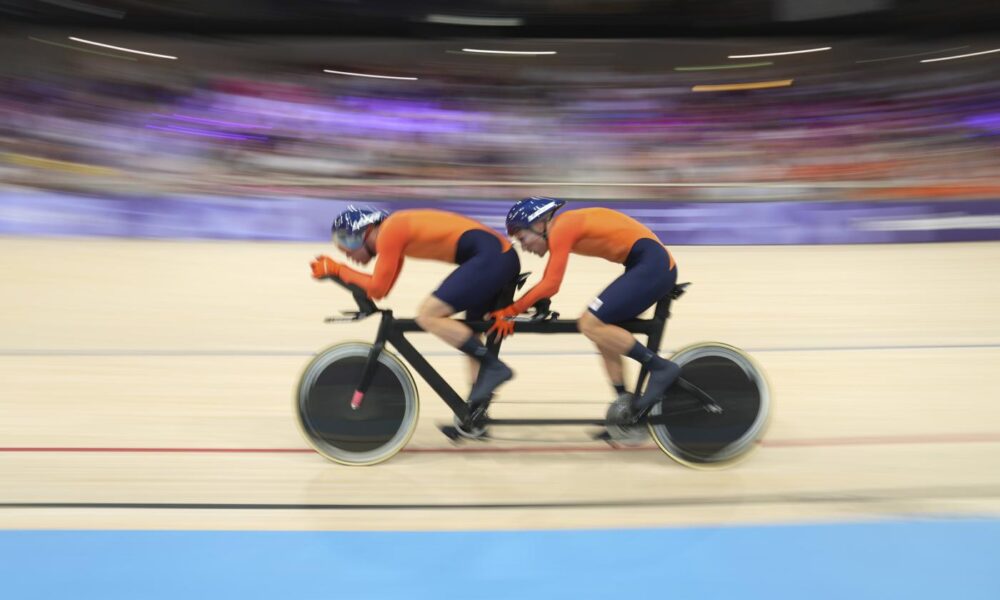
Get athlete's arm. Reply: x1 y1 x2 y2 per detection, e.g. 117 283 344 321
508 230 574 314
337 224 407 299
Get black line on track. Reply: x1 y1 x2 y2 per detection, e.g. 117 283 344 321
3 484 999 511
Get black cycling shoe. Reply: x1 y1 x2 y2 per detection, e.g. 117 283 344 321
467 359 514 407
631 361 681 416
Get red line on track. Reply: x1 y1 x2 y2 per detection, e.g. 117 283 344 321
0 432 998 455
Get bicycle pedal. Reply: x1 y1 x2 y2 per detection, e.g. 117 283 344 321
591 430 613 442
591 429 623 449
468 429 491 441
438 425 464 442
451 415 489 440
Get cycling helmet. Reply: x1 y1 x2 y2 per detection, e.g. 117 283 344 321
331 205 389 250
505 197 566 236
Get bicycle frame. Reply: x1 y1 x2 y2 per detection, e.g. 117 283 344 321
327 277 685 425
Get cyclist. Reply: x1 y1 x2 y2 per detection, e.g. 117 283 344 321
311 206 520 416
491 197 680 422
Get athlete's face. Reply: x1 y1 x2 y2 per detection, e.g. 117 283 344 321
513 222 548 256
335 226 376 265
341 244 373 265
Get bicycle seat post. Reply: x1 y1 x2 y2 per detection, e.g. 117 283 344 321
634 282 689 397
481 272 531 357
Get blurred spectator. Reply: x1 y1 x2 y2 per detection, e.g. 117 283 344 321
2 41 998 201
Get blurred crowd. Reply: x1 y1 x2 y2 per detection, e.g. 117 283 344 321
2 49 999 202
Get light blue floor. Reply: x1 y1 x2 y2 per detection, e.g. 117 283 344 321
2 518 998 600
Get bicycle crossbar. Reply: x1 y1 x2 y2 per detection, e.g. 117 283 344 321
392 317 662 336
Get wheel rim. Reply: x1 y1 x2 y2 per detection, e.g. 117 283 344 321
296 342 418 465
648 343 771 467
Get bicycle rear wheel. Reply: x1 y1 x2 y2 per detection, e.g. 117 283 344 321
647 342 771 468
295 342 419 465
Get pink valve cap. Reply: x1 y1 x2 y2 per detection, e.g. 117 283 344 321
351 390 364 410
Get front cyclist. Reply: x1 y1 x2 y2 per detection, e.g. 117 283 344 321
311 206 520 417
491 197 681 423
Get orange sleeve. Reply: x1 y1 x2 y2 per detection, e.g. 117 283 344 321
338 220 408 300
509 217 580 314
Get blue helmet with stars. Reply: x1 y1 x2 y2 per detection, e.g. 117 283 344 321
331 205 389 250
505 197 566 236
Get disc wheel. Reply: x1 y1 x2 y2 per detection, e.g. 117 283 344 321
647 342 771 469
295 342 419 465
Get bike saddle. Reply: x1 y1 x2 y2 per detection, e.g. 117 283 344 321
671 282 691 300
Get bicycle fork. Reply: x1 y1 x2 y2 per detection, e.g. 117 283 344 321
351 310 395 410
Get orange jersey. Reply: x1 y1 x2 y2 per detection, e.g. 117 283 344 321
338 209 511 299
510 208 674 313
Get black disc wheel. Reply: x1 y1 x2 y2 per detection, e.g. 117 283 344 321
295 342 419 465
647 342 771 468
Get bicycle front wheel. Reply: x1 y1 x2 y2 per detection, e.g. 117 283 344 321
295 342 419 466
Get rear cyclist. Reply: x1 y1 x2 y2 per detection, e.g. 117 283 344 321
491 197 681 423
311 206 520 414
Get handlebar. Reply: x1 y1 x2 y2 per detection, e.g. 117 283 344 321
326 276 378 316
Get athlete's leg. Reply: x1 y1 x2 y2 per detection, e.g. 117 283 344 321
414 296 487 393
428 233 520 411
415 295 471 347
583 240 680 416
465 333 483 387
578 311 631 395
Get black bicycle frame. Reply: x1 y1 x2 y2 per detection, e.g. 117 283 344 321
328 277 685 425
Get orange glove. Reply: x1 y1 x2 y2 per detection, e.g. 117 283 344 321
310 255 342 279
486 306 519 340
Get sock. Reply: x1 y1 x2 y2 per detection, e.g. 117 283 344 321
459 336 496 364
626 341 667 370
613 383 627 396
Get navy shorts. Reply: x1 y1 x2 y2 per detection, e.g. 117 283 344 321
588 238 677 324
433 230 521 320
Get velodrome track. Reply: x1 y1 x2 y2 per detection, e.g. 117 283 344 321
2 237 999 533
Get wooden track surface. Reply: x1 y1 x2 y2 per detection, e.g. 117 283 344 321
1 237 999 530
